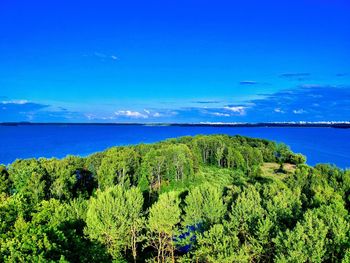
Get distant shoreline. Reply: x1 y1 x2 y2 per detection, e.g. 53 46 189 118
1 122 350 128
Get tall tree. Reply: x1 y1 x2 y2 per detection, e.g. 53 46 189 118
165 144 194 182
8 159 48 204
141 148 167 192
97 147 140 190
195 223 251 263
226 148 245 170
274 210 328 262
0 166 11 194
183 183 226 227
147 191 181 263
85 185 144 261
48 156 83 200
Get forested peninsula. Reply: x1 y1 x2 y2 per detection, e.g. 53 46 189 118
1 135 350 262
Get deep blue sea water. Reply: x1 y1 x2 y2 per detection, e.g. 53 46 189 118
0 125 349 168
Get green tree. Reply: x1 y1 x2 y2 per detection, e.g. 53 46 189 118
227 148 245 170
0 165 11 194
289 153 306 165
2 134 349 262
194 223 248 263
240 146 263 176
164 144 194 182
275 143 291 171
0 194 29 235
0 214 68 262
97 147 140 190
313 203 350 261
192 135 227 165
85 185 144 261
227 185 268 261
214 141 226 167
274 210 328 262
141 148 167 192
85 151 105 178
8 159 48 204
230 185 265 240
183 183 226 227
261 182 302 230
147 191 181 263
42 156 84 200
34 198 111 263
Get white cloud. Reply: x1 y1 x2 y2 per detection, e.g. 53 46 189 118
115 110 148 119
293 109 306 114
93 52 119 61
1 100 28 105
144 109 162 117
223 106 246 115
212 112 230 117
274 108 284 113
114 109 162 119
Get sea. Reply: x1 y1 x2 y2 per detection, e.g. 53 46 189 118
0 125 349 169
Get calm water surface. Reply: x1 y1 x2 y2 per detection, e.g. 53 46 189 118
0 125 349 168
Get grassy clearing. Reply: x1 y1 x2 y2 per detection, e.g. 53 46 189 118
161 163 297 193
261 162 296 180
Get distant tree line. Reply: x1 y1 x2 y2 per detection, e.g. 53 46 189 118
1 135 350 262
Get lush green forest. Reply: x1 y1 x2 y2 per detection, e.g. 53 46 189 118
1 134 350 262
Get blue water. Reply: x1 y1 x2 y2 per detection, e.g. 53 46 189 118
0 125 349 168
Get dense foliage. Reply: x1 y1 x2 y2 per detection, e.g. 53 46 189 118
0 134 349 262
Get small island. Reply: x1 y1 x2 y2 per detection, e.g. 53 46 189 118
1 135 349 262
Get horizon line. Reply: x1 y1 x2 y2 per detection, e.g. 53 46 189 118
1 121 350 127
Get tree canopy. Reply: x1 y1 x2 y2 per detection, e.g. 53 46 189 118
1 134 349 262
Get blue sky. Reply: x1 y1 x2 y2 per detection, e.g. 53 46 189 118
1 0 349 122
